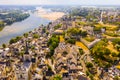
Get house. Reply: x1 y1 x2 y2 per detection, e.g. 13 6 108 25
38 64 46 69
0 64 6 77
62 72 74 80
54 29 64 35
83 26 94 36
45 71 54 79
78 75 88 80
0 76 8 80
13 48 19 55
101 27 106 33
69 64 78 74
32 74 42 80
31 57 36 63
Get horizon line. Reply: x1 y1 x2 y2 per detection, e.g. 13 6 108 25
0 4 120 6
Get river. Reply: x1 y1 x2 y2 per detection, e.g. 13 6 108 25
0 12 51 46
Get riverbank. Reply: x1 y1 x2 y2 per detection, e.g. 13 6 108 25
0 13 50 46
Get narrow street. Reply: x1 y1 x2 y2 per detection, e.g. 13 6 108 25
48 59 56 73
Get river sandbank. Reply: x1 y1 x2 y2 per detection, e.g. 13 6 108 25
36 7 65 21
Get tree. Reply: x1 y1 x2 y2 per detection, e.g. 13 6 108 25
2 44 6 48
47 64 52 71
9 38 15 44
114 76 120 80
91 39 115 68
52 42 58 49
42 28 46 33
0 21 4 31
9 36 22 44
47 35 60 57
66 39 76 44
81 31 87 37
52 75 62 80
16 36 22 41
46 32 49 36
54 24 62 30
79 48 84 55
104 48 111 55
23 33 28 38
86 62 93 68
102 38 108 43
117 52 120 57
115 44 120 51
0 21 4 27
19 51 24 56
112 38 120 45
33 33 39 39
111 52 117 57
93 27 101 33
67 28 81 36
31 46 35 50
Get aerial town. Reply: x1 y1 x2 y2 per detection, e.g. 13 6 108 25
0 6 120 80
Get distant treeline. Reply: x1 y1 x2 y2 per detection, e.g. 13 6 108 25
0 21 4 27
0 5 36 11
0 11 30 25
0 21 4 31
0 11 30 31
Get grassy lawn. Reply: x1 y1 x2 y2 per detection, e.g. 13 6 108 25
75 41 89 50
60 35 64 42
95 23 118 31
105 31 119 37
84 36 95 42
77 21 86 26
104 24 118 31
102 34 120 39
116 64 120 70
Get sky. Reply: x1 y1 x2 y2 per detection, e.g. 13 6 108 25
0 0 120 5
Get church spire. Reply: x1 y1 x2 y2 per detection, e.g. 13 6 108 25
25 41 29 54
